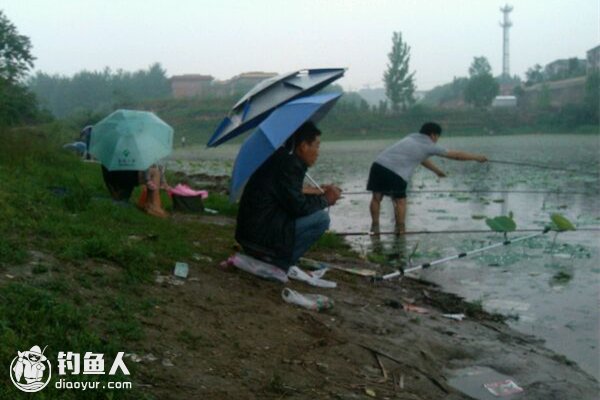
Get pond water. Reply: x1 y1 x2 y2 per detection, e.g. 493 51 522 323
173 134 600 379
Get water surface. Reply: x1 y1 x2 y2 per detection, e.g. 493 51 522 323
174 134 600 379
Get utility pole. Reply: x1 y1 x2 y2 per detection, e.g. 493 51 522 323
499 4 513 79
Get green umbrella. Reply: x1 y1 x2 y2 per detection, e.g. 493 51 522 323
90 109 173 171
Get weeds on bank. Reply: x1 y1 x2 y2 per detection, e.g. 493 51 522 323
0 125 234 398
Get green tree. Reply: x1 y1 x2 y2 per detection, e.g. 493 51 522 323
0 10 38 126
585 70 599 122
383 31 415 112
28 64 171 117
464 56 498 108
537 83 551 109
0 10 34 83
468 57 492 77
525 64 544 86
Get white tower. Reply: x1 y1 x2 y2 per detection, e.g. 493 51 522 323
499 4 513 78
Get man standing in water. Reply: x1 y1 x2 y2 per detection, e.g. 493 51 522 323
367 122 487 234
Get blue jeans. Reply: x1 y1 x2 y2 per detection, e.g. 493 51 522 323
290 210 330 266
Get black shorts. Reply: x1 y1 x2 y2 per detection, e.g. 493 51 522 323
366 162 407 199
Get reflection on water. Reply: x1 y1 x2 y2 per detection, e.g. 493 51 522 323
174 134 600 379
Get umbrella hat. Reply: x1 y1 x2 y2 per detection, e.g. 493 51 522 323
90 109 173 171
207 68 345 147
229 93 341 202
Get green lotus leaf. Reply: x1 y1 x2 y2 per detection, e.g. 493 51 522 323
550 213 576 231
485 216 517 232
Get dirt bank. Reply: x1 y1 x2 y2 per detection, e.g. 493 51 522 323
131 214 598 400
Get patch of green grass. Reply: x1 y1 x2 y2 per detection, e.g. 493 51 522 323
0 282 147 399
203 193 238 216
367 252 387 264
0 240 27 265
0 125 236 398
312 231 350 251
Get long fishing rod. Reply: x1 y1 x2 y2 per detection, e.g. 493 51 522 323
334 227 600 236
488 159 597 175
374 227 551 281
305 172 325 193
341 189 595 195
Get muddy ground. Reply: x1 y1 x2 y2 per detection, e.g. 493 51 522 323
127 213 598 400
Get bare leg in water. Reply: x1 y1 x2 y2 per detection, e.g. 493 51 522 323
369 192 384 233
392 197 406 235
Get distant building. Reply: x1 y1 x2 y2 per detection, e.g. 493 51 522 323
170 74 214 98
519 76 586 108
587 45 600 72
225 72 277 96
492 95 517 108
544 58 586 80
170 71 277 99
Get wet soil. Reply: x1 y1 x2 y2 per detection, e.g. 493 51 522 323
128 216 598 400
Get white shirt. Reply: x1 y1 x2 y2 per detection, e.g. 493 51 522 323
375 133 447 181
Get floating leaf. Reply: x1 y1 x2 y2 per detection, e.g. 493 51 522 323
550 213 576 232
471 214 487 220
485 216 517 233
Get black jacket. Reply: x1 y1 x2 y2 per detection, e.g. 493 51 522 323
235 148 328 262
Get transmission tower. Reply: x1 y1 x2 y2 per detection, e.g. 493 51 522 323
499 4 513 78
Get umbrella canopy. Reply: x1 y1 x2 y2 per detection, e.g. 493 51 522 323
90 109 173 171
207 68 345 147
229 92 342 202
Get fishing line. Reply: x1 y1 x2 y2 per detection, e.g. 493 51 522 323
340 189 596 195
333 228 600 236
488 159 597 176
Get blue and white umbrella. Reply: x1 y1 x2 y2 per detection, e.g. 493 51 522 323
207 68 345 147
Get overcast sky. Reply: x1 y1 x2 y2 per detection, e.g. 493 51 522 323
2 0 598 91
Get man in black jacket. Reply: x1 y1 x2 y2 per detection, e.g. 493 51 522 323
235 122 342 271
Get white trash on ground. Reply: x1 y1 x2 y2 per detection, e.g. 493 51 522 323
287 266 337 288
229 253 288 283
281 288 334 311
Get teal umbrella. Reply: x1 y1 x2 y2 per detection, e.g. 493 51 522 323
90 109 173 171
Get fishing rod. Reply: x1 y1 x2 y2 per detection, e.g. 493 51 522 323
340 189 596 195
373 227 552 281
334 227 600 236
488 159 597 175
305 172 325 193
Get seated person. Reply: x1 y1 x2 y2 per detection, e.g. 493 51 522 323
235 122 342 272
101 166 141 202
79 125 93 160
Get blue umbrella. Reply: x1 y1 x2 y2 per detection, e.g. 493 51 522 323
207 68 345 147
229 93 342 202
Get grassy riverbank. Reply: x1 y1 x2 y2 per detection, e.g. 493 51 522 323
0 124 597 399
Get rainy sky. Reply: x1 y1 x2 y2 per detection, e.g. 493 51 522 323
2 0 597 91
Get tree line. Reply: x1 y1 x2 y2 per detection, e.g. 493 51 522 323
27 63 171 118
1 10 596 133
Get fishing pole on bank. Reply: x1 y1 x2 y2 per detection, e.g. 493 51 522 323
372 227 553 282
340 189 597 195
332 227 600 236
